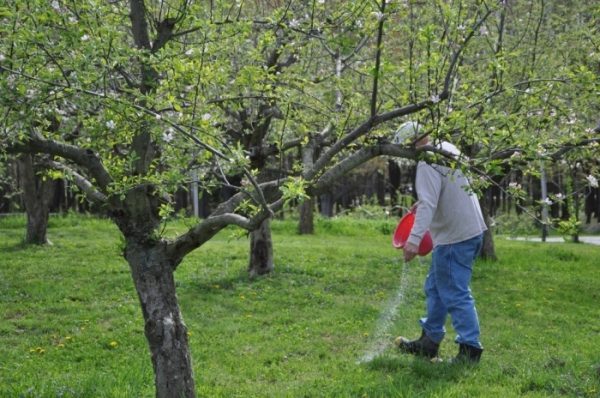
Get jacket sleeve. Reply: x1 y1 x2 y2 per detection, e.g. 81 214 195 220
407 162 441 246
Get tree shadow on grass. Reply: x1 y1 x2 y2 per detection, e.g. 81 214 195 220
0 241 51 253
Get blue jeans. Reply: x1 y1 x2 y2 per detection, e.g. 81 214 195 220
420 234 484 348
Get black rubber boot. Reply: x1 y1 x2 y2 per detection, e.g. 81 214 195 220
395 330 440 358
452 343 483 363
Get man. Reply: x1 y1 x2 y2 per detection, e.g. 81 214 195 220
394 121 487 363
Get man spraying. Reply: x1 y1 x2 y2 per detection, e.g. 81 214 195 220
394 121 487 363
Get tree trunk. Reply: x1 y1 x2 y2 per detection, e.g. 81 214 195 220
248 217 274 277
319 193 334 217
18 154 53 245
298 197 314 234
125 241 196 398
479 195 498 261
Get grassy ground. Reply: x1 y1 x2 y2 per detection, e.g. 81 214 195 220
0 214 599 397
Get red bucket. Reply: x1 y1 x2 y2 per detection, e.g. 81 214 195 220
392 212 433 256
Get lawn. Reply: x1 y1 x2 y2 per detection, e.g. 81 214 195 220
0 214 599 397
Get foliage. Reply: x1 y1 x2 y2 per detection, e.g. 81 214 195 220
556 216 582 242
1 215 599 397
493 211 539 238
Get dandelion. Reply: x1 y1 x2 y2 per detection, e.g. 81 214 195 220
30 347 46 354
587 174 599 188
109 341 118 349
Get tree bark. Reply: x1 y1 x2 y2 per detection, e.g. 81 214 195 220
248 217 274 277
125 241 196 398
319 193 334 217
298 197 314 234
479 195 497 261
18 154 53 245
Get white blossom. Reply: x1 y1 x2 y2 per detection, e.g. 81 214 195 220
105 120 116 130
555 193 565 200
542 197 553 206
430 94 440 104
162 129 174 143
0 53 5 62
51 0 60 11
81 34 90 41
202 113 212 121
587 175 599 188
508 182 521 189
185 48 194 56
289 19 300 28
372 11 384 21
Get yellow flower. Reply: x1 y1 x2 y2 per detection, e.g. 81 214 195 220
109 341 118 349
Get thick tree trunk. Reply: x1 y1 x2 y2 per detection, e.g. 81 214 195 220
18 154 53 245
125 242 196 398
298 197 314 234
248 217 274 277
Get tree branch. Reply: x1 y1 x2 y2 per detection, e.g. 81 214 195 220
45 160 108 203
6 132 112 191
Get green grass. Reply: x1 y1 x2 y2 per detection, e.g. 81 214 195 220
1 214 599 397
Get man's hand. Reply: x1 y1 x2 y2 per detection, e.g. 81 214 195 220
403 242 419 262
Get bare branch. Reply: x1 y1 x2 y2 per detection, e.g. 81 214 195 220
167 197 284 265
45 160 108 203
6 132 112 191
